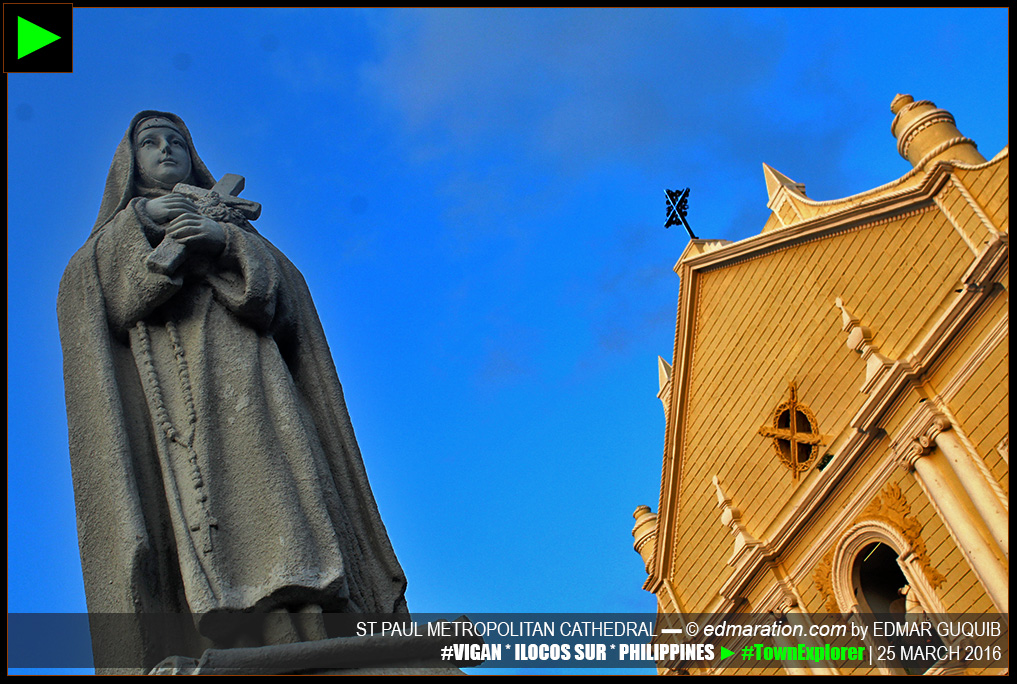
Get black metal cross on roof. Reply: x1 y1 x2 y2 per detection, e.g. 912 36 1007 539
664 187 696 239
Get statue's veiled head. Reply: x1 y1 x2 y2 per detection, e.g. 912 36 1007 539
133 116 193 191
92 111 215 235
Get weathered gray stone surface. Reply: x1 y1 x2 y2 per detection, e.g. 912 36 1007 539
58 112 407 673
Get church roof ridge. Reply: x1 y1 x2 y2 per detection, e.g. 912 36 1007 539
767 146 1008 212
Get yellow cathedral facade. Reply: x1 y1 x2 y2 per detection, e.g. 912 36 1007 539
632 94 1008 675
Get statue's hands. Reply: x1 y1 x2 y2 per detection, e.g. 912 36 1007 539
165 213 226 257
146 194 199 224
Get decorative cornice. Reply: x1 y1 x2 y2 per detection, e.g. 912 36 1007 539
777 146 1005 226
674 239 734 271
678 149 1007 276
756 568 814 618
848 360 919 432
679 167 951 273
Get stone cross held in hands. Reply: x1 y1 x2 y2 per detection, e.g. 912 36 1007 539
146 173 262 275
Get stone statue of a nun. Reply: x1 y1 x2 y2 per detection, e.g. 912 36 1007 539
58 112 407 672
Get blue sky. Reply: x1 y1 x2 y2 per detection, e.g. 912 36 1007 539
7 8 1008 675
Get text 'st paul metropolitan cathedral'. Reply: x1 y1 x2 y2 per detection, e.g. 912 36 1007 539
632 95 1008 675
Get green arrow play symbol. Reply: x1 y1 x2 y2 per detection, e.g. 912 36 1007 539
18 17 61 59
719 646 734 660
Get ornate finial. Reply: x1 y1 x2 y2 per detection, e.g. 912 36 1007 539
657 356 673 414
834 297 892 393
713 475 731 509
890 94 914 115
665 188 697 239
712 476 761 566
762 163 807 203
890 93 984 169
631 505 658 573
834 297 859 332
657 356 672 393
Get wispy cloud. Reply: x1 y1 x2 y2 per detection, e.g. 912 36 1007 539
361 9 793 173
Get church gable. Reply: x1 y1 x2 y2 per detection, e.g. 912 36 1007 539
640 97 1009 639
670 200 975 609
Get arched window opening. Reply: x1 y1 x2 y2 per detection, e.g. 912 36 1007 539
853 541 945 674
854 542 907 614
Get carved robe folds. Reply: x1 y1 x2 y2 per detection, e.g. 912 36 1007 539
103 197 358 620
59 111 406 671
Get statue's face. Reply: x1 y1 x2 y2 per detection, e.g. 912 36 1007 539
135 126 192 189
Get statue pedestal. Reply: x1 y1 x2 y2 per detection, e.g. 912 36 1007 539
149 619 483 675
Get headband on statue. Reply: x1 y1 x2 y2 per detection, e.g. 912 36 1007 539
135 116 184 137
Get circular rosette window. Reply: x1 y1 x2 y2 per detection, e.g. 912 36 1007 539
759 382 823 480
